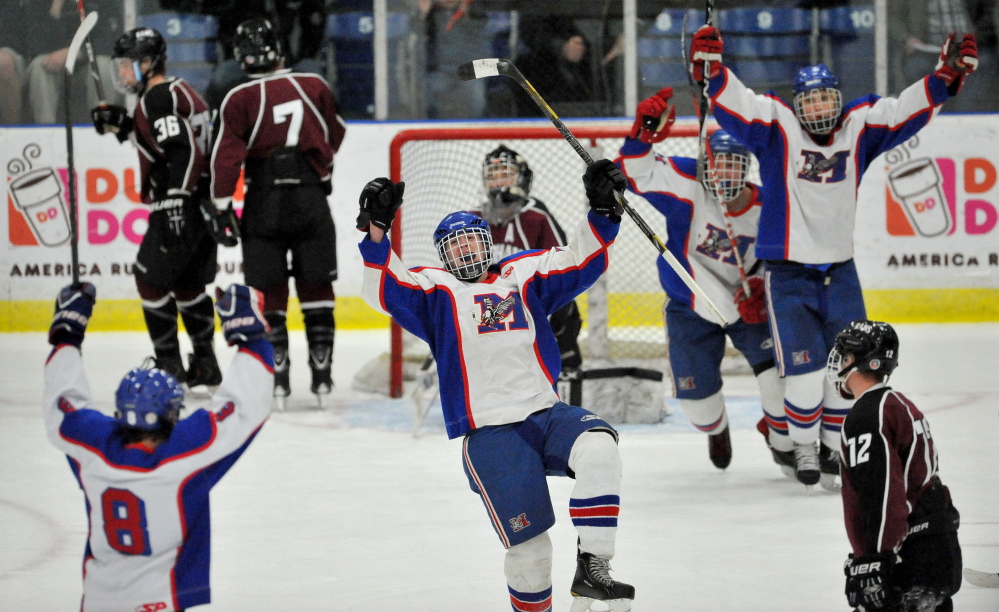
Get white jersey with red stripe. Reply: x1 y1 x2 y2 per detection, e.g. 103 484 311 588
360 212 618 439
617 140 763 324
707 68 949 264
43 340 274 612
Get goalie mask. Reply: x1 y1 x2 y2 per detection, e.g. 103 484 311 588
703 130 750 203
111 28 167 94
482 145 533 226
793 64 843 135
825 320 899 399
115 360 184 432
234 18 284 73
433 212 493 281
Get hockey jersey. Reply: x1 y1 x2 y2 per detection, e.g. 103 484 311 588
707 68 950 263
360 212 618 438
617 140 762 325
43 341 274 612
839 384 954 556
481 198 568 262
132 78 212 202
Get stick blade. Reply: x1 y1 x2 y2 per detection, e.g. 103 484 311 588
457 58 507 81
67 11 98 74
964 568 999 588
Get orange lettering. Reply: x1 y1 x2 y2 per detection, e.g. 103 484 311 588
86 168 118 204
123 168 143 203
964 158 996 194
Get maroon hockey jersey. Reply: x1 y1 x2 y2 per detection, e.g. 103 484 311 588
482 198 568 262
132 78 212 202
840 384 952 556
211 70 346 202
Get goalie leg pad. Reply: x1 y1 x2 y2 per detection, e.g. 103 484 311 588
680 391 727 434
568 430 622 559
505 532 554 608
783 369 824 445
756 368 793 452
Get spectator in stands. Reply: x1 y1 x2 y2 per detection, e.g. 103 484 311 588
22 0 124 124
419 0 487 119
0 1 27 124
518 17 603 117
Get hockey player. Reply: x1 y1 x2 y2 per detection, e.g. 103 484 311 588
357 160 635 612
617 89 789 474
689 24 978 485
828 321 962 611
479 145 584 403
211 18 346 409
44 282 273 611
91 28 234 390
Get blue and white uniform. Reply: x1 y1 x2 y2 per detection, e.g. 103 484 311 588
44 340 274 612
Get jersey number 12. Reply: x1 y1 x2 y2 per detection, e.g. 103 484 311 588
844 433 871 467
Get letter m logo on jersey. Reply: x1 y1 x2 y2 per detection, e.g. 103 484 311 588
475 292 528 333
797 150 851 183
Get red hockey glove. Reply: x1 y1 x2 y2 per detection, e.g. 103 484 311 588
690 25 723 83
629 87 676 144
734 277 767 325
934 32 978 94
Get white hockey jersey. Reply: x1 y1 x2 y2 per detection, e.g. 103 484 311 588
617 140 763 325
360 212 619 438
708 69 950 264
43 340 274 612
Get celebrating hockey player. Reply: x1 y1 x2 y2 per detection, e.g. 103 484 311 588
828 321 962 612
479 145 584 403
44 282 273 611
688 24 978 485
91 28 231 390
212 18 346 409
357 160 635 612
617 90 789 474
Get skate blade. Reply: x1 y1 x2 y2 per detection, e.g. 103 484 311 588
184 383 219 399
779 465 796 480
819 473 842 492
274 395 288 412
569 597 632 612
964 568 999 588
314 387 331 410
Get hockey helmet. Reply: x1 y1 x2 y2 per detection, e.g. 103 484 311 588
482 145 533 226
111 28 167 94
703 130 751 203
115 363 184 432
234 18 284 74
826 320 900 399
434 212 493 281
792 64 842 135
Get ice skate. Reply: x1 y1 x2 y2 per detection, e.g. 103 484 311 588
273 351 290 411
569 551 635 612
792 442 820 486
309 344 333 409
708 425 732 469
154 354 187 385
771 449 797 480
819 442 842 491
186 352 222 395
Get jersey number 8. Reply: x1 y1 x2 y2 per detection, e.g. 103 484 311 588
101 488 152 556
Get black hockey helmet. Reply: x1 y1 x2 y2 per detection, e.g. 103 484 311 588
234 18 284 74
111 28 167 94
481 145 533 226
826 320 899 397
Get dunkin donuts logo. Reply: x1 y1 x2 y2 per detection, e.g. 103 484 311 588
7 145 71 247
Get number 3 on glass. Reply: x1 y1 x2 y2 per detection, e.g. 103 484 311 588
101 488 152 555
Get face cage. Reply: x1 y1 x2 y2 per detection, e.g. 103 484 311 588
481 192 524 226
483 160 525 197
793 88 842 135
436 227 493 280
112 57 144 94
708 153 750 202
825 346 857 399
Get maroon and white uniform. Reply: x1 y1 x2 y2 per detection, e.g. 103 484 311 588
484 198 568 262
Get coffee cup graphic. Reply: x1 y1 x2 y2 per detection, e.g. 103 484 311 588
10 167 71 246
887 158 951 237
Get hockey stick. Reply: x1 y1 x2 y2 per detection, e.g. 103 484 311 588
457 58 728 326
964 568 999 588
76 1 107 106
64 11 98 288
411 354 439 437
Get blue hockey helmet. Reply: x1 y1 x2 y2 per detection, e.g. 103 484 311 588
433 212 493 280
115 365 184 431
792 64 842 135
704 130 751 202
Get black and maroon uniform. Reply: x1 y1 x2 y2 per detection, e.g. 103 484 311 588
840 384 962 608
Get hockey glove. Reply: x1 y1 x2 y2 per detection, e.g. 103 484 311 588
49 283 97 347
91 105 133 143
844 552 900 611
359 177 406 232
583 160 626 221
215 284 270 346
199 199 240 247
734 277 767 324
934 32 978 95
630 87 676 144
690 25 724 83
151 194 189 248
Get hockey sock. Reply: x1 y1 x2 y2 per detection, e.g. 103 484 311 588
821 375 853 449
505 532 553 612
141 294 180 361
176 292 215 357
757 368 793 452
783 369 824 445
567 431 622 559
302 304 335 380
679 391 728 434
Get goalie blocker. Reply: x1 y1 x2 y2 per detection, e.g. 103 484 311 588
559 367 664 425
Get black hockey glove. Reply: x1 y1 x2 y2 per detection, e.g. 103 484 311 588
152 194 189 248
358 177 405 232
49 282 96 347
844 552 900 611
91 105 133 143
583 159 626 222
199 199 240 247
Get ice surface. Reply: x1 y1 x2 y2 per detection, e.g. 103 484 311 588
1 325 997 611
